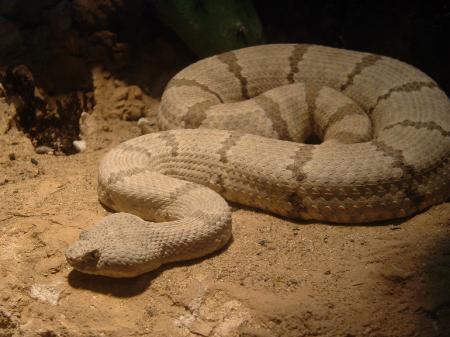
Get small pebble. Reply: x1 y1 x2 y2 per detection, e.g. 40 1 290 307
137 117 156 134
35 146 54 154
8 153 16 160
30 158 38 165
73 140 86 153
258 239 268 247
137 117 152 126
80 111 89 123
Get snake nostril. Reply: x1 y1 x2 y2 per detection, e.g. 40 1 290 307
66 240 101 270
81 249 101 264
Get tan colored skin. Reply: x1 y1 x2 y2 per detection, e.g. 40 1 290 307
66 44 450 278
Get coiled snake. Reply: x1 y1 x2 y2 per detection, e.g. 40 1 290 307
66 44 450 277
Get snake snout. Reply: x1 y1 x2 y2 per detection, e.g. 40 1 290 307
65 240 101 271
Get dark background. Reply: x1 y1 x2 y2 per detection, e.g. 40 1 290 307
256 0 450 94
0 0 449 94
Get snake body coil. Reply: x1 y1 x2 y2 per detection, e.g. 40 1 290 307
66 44 450 277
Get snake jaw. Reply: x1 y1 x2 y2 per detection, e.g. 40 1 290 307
65 240 101 273
65 213 166 277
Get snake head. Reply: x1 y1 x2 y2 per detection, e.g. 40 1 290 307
65 213 163 278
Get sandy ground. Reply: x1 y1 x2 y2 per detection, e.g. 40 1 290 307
0 69 449 337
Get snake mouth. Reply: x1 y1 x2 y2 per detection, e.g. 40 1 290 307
65 241 101 272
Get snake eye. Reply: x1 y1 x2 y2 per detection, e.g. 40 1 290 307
66 246 101 271
82 249 100 264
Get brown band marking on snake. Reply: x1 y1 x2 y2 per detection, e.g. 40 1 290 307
217 51 249 99
199 132 245 194
253 94 290 140
330 131 371 143
298 145 449 220
304 83 320 139
286 144 315 212
107 167 151 186
287 44 311 84
182 100 218 129
167 78 224 103
340 54 382 91
371 139 424 205
164 181 203 210
158 131 180 157
368 81 438 115
382 119 450 137
217 132 245 164
322 103 367 134
118 143 153 159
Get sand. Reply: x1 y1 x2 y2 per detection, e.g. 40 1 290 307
0 68 449 337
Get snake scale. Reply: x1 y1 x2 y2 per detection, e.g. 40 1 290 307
66 44 450 277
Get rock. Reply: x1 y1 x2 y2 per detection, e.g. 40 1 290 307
137 117 156 134
80 111 89 123
128 85 143 100
35 146 54 154
123 101 145 121
188 319 213 337
112 87 128 101
29 281 63 305
108 85 146 120
258 239 268 247
113 100 125 109
73 139 86 152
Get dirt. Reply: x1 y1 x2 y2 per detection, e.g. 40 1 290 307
1 68 449 337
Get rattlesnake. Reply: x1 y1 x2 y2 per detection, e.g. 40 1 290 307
66 44 450 278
